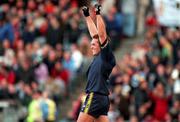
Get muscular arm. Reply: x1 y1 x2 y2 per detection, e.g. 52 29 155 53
85 14 108 48
82 5 108 48
96 14 107 45
84 16 99 39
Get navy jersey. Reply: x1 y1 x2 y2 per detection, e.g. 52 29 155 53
85 41 116 95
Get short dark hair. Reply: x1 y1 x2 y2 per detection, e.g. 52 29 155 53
33 89 42 95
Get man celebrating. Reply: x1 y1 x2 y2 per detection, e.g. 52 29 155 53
77 3 116 122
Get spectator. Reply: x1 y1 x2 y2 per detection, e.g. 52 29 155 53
170 28 180 65
169 100 180 121
79 34 91 57
22 16 38 44
43 49 57 73
149 82 171 121
0 11 14 44
159 36 173 65
34 57 49 85
15 57 36 84
51 60 69 87
40 91 57 122
105 6 123 50
0 65 16 85
44 77 66 105
71 44 83 72
108 100 120 122
68 18 81 44
133 80 150 119
0 79 9 100
46 15 63 47
18 83 32 107
27 90 43 122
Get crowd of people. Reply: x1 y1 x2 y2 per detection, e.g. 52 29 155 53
108 25 180 122
70 16 180 122
0 0 179 122
0 0 90 122
0 0 125 122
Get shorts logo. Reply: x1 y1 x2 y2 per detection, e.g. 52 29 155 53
84 93 94 113
86 104 90 108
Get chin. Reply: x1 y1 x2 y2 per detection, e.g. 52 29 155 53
93 52 99 56
92 52 96 56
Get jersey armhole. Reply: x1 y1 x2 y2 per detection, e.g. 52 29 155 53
101 37 109 49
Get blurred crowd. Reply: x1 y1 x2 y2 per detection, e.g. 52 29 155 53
0 0 91 122
0 0 131 121
70 17 180 122
107 25 180 122
0 0 179 122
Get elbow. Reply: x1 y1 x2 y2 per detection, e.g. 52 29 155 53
99 34 107 43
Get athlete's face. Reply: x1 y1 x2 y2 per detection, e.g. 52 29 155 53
91 39 101 56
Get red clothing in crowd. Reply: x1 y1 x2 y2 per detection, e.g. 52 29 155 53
149 92 170 121
71 0 78 8
0 71 15 84
51 68 69 86
45 2 55 14
146 16 158 26
0 73 4 81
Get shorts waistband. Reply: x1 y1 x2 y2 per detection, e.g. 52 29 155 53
87 92 107 96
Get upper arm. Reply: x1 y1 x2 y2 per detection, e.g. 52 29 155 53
101 36 110 49
99 33 107 45
100 41 114 62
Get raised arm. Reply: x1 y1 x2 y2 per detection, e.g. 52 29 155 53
82 4 108 48
82 6 99 39
95 4 107 46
